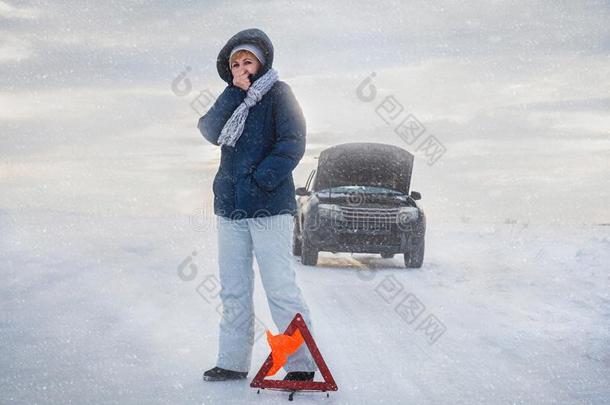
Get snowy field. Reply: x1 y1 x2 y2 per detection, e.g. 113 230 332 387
1 1 609 404
2 134 608 404
2 211 610 403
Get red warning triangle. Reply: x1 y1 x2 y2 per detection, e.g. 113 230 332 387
250 313 338 392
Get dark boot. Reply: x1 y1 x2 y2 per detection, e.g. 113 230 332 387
283 371 315 381
203 366 248 381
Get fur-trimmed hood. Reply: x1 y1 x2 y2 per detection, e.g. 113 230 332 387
216 28 274 85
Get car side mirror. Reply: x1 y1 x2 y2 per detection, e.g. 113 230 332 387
410 191 421 200
295 187 310 196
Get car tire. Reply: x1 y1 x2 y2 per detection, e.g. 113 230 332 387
292 216 302 256
301 232 318 266
404 237 425 268
380 253 395 259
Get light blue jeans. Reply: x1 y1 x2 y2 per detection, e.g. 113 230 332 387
215 213 317 373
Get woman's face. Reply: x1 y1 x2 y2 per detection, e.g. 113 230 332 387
230 52 261 78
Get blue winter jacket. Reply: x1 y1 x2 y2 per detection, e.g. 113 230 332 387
197 29 306 219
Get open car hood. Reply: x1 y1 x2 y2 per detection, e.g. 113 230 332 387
313 143 414 195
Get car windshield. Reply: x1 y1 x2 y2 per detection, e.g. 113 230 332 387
318 185 403 195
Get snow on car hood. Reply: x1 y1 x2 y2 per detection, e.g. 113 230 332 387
313 143 414 194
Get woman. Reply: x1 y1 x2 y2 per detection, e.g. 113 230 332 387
197 28 317 382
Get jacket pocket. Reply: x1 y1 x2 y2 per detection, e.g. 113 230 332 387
236 173 271 214
250 173 272 196
245 164 272 195
212 171 233 206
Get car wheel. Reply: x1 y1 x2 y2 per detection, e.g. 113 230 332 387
380 252 395 259
404 237 425 268
301 232 318 266
292 216 302 256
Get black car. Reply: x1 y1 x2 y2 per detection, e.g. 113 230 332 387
293 142 426 268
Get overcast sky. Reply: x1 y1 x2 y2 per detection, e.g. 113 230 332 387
1 0 609 224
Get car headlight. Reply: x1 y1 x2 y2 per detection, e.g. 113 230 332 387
397 207 419 224
317 203 344 221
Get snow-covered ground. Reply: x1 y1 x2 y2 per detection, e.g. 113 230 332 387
1 133 609 403
2 216 610 404
2 1 610 404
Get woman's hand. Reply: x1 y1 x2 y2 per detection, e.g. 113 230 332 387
233 71 251 91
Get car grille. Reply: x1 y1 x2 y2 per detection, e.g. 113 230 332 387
339 206 399 231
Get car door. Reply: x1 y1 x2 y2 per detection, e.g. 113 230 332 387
297 169 316 224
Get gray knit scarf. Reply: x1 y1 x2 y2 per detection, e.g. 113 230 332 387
217 68 279 147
